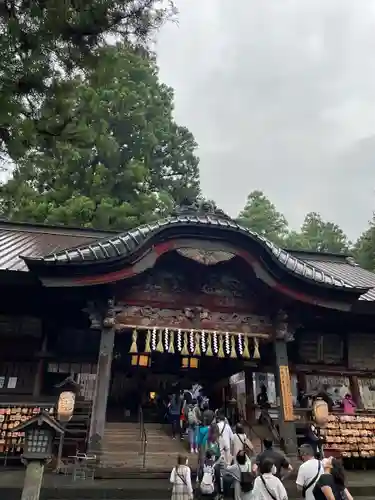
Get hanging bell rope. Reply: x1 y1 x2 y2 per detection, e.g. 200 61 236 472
156 329 164 353
193 332 201 356
218 334 225 358
144 330 151 353
181 331 189 355
168 330 175 354
230 335 236 358
253 337 260 359
243 335 250 359
129 328 138 354
206 332 213 356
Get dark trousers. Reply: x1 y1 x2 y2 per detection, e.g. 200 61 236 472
170 414 180 438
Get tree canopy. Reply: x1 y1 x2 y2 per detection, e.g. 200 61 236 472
0 0 175 162
236 190 351 256
237 190 289 245
353 215 375 272
0 43 200 230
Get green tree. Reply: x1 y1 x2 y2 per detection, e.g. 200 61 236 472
0 43 200 230
237 190 289 244
286 212 350 253
0 0 175 161
353 215 375 271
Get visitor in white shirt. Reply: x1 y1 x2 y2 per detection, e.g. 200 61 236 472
296 444 323 500
216 411 233 465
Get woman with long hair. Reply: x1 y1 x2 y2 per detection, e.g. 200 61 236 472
169 454 193 500
312 457 353 500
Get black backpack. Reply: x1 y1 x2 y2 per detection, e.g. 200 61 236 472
239 465 254 493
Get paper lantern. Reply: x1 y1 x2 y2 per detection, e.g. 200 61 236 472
313 398 329 427
57 391 76 422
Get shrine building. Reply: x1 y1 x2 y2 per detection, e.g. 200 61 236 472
1 202 375 468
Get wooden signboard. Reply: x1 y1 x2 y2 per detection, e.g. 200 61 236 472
279 365 294 422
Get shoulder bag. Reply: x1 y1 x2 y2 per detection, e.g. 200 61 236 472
260 474 278 500
302 462 322 498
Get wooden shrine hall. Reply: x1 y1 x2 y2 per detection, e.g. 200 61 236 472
1 201 375 466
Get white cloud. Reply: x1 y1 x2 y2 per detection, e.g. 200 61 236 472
156 0 375 238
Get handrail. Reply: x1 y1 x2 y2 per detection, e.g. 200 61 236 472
139 406 147 469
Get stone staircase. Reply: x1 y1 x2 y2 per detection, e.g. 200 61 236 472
100 422 196 473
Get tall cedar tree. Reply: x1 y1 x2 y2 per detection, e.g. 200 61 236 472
0 0 175 161
0 43 200 229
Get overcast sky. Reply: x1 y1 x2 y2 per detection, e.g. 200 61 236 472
156 0 375 240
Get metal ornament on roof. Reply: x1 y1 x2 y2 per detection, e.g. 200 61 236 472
128 326 261 360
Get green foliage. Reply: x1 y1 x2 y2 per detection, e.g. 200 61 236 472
0 43 200 229
237 190 289 245
285 212 350 254
353 215 375 272
0 0 175 160
237 191 350 254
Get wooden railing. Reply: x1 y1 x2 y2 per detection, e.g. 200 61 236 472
138 406 147 469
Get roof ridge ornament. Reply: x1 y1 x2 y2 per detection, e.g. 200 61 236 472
172 198 233 221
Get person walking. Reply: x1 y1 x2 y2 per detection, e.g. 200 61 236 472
170 455 194 500
224 450 255 500
232 423 254 462
252 458 288 500
312 457 353 500
216 410 234 465
255 439 292 480
186 398 200 454
296 444 322 500
169 393 182 440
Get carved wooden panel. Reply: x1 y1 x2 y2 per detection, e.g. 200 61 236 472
115 306 272 336
348 333 375 371
115 254 259 312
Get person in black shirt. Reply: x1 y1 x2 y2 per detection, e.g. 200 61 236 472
254 439 292 480
313 457 353 500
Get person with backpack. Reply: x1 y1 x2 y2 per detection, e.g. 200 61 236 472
224 450 255 500
197 449 218 498
232 423 254 462
252 457 288 500
186 399 201 454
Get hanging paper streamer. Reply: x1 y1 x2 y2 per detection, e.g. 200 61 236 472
164 328 169 352
181 331 189 355
206 332 213 356
177 329 182 352
253 337 260 359
212 332 218 355
129 329 138 354
193 332 201 356
189 330 195 354
144 330 151 353
201 331 206 354
230 335 236 358
151 328 157 351
156 329 164 352
237 334 243 357
224 333 230 356
243 335 250 358
168 330 175 354
218 334 225 358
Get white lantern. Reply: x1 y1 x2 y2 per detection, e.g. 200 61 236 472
57 391 76 422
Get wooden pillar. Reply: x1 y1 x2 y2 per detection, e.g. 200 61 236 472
33 334 48 397
244 370 255 423
273 311 298 457
88 300 116 455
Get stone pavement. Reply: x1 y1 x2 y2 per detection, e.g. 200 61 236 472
0 468 374 499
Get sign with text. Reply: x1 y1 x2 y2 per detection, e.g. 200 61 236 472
279 365 294 422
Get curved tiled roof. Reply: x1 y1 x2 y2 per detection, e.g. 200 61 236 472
22 212 370 294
